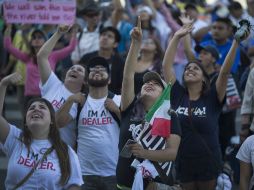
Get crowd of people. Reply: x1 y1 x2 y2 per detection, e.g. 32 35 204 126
0 0 254 189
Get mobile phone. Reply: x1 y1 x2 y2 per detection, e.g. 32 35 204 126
120 139 137 158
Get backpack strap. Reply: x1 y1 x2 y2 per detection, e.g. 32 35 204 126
107 91 121 126
76 92 120 126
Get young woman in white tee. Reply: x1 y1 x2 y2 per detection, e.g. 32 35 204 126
0 73 83 189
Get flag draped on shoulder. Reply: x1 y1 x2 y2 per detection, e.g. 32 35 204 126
145 84 171 138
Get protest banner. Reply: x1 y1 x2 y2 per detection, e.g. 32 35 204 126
3 0 76 24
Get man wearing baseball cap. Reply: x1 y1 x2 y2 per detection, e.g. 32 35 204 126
57 56 121 190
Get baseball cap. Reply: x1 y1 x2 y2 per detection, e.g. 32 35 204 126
143 71 167 89
87 56 110 73
195 45 220 61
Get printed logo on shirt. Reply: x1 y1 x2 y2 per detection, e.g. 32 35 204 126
51 97 66 109
17 148 56 171
176 106 206 117
81 109 113 126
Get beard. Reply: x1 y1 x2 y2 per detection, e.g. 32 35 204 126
88 77 109 87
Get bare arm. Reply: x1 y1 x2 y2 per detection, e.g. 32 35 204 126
37 25 70 85
216 40 239 102
239 161 252 190
163 24 193 84
56 93 85 128
121 17 142 111
192 25 211 43
0 73 22 144
111 0 124 27
129 134 181 162
183 33 196 61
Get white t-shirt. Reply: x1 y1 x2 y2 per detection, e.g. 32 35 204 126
152 11 171 50
40 72 78 149
77 94 121 176
236 135 254 190
3 124 83 190
71 27 100 62
192 19 209 35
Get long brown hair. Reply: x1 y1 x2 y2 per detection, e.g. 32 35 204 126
22 98 71 186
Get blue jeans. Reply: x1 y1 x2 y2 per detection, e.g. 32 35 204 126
82 175 117 190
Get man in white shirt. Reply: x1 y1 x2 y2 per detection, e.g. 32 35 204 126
56 56 121 190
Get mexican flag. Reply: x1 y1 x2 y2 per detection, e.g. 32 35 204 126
145 84 171 137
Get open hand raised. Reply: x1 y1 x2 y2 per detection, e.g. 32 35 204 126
1 72 22 87
174 24 193 39
57 25 71 34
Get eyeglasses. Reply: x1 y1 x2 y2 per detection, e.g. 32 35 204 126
89 67 107 72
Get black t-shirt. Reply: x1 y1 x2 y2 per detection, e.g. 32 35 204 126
171 81 224 158
80 51 125 95
116 98 182 187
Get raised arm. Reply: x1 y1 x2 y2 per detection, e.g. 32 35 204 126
216 39 246 102
163 23 193 84
0 73 22 144
37 25 70 85
4 25 30 63
111 0 124 27
121 17 142 111
180 16 196 61
50 26 78 63
183 33 196 61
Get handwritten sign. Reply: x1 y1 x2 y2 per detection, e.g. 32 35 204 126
3 0 76 24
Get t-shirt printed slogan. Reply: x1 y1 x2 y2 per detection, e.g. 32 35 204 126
17 148 56 171
176 106 207 117
81 109 113 126
51 97 66 109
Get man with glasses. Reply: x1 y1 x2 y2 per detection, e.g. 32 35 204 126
56 56 121 190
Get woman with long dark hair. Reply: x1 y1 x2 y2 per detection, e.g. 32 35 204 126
0 73 83 189
162 19 249 190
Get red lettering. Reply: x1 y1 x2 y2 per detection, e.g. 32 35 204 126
24 158 32 167
51 100 62 109
4 3 15 10
102 117 107 124
82 117 114 126
49 4 60 11
34 5 47 11
62 6 75 12
27 14 36 20
18 3 30 10
39 13 49 20
64 15 73 20
38 161 47 169
47 162 55 171
17 156 24 164
108 117 112 124
51 15 60 21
